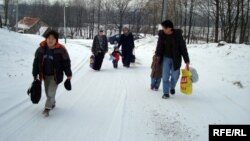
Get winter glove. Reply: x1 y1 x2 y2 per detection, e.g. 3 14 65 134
64 79 72 91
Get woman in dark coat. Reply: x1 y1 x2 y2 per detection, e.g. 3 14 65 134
91 30 108 71
118 27 135 68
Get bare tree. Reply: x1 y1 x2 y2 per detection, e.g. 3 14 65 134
0 15 2 28
113 0 132 34
187 0 195 44
89 0 96 39
232 0 240 43
197 0 211 42
213 0 220 42
103 0 116 35
131 0 146 34
206 0 210 43
146 0 162 35
97 0 101 31
183 0 188 40
240 0 250 43
3 0 10 26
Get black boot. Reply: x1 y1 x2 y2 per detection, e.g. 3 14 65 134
52 104 56 109
170 89 175 95
162 94 170 99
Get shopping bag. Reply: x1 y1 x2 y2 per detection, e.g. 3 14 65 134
180 69 192 95
130 54 136 63
90 55 95 68
190 67 199 83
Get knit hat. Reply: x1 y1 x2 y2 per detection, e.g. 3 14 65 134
45 30 59 42
161 20 174 29
123 27 129 31
64 79 72 91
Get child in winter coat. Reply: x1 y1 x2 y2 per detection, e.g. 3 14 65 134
111 46 122 68
151 54 162 91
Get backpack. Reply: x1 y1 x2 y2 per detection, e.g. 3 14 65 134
27 79 42 104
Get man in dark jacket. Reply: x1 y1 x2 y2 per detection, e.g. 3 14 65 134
91 30 108 71
32 30 72 117
118 27 135 68
155 20 190 99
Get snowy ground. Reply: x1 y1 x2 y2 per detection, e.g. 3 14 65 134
0 29 249 141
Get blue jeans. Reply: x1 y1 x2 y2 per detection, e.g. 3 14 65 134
151 78 161 89
162 57 180 94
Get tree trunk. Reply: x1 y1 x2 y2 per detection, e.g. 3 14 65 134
184 0 188 40
178 0 183 29
243 0 250 43
214 0 219 42
187 0 194 44
207 0 210 43
232 0 240 43
239 0 245 43
0 15 2 28
97 0 101 31
92 7 95 39
119 12 124 35
152 1 157 36
220 1 225 41
227 0 232 42
3 0 10 26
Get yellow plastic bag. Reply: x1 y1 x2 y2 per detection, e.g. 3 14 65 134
180 69 192 95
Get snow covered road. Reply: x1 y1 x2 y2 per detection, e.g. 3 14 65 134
0 29 249 141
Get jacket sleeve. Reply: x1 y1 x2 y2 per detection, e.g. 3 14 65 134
118 35 122 48
62 48 72 77
131 34 135 49
105 35 108 52
32 48 39 78
155 31 163 57
151 59 154 69
179 33 190 63
92 36 97 54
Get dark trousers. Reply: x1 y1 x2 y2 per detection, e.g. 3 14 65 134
113 60 118 68
151 77 162 89
122 50 132 67
93 52 105 70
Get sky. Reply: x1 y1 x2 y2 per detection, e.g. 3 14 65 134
0 0 64 5
0 0 137 5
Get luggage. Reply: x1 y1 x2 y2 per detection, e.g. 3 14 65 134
27 79 42 104
130 54 136 63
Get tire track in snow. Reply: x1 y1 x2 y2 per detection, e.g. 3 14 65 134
105 69 128 141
